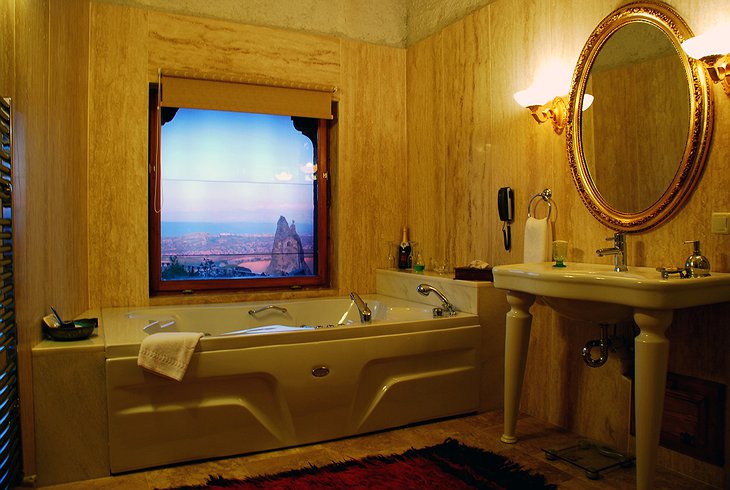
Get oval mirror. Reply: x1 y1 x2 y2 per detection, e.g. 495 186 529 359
567 1 713 232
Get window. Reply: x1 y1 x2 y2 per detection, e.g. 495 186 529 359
148 76 331 294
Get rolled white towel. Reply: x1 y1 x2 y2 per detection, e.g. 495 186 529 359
523 217 551 262
137 332 203 381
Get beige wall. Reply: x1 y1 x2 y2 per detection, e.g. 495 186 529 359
406 0 497 45
8 0 730 484
406 0 730 485
11 0 90 474
96 0 502 48
87 4 408 309
98 0 408 47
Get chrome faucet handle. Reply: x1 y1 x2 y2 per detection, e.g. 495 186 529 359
606 232 626 247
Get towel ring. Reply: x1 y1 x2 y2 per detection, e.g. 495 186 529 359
528 188 552 219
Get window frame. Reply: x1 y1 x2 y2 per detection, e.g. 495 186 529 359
148 85 330 295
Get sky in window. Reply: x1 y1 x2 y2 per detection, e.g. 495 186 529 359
160 109 315 231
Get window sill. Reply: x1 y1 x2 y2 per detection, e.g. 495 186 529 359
148 287 340 306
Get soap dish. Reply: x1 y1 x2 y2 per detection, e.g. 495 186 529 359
42 317 98 341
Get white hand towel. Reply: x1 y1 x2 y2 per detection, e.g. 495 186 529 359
137 332 203 381
523 216 552 262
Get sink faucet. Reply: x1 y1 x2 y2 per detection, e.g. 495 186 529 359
596 232 628 272
349 292 372 323
416 283 457 317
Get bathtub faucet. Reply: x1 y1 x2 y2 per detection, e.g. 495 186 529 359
416 284 456 317
349 292 372 323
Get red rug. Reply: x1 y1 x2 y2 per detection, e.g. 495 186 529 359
162 438 557 489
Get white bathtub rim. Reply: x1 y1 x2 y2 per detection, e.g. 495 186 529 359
102 294 478 359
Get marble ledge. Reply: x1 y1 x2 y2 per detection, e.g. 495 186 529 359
32 309 105 356
375 268 497 315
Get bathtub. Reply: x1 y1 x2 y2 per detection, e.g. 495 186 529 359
103 295 483 473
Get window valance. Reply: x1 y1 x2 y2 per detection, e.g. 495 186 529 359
159 72 335 120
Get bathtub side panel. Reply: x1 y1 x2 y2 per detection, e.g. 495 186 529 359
350 328 481 433
106 324 482 473
106 350 298 473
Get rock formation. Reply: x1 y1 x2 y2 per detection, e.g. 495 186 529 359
265 216 311 276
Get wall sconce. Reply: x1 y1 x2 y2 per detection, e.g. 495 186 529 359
514 88 594 135
681 26 730 95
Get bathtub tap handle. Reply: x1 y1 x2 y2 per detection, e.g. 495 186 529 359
248 305 288 316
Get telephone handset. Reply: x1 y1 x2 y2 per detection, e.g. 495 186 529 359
498 187 514 222
498 187 514 251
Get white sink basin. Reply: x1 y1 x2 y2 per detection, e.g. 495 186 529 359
492 262 730 311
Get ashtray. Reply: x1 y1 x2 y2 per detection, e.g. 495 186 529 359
42 315 98 341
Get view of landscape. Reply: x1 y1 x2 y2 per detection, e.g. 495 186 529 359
160 220 314 280
158 109 317 281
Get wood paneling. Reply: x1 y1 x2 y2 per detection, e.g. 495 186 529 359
0 0 13 96
48 0 90 339
13 0 730 486
336 40 407 293
14 0 50 475
147 12 341 86
406 0 730 486
88 3 149 307
12 0 91 475
406 32 445 263
88 5 408 304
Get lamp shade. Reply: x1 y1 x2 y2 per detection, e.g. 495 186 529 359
513 85 553 108
681 25 730 59
582 93 594 111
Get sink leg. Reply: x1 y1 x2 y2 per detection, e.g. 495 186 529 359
501 291 536 444
633 308 672 490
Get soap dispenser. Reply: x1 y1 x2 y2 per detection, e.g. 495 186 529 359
684 240 711 277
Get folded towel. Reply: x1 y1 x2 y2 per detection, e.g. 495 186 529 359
523 216 552 262
137 332 203 381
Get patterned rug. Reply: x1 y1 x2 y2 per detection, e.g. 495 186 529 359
162 438 557 489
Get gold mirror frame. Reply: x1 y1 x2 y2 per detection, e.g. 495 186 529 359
567 1 713 233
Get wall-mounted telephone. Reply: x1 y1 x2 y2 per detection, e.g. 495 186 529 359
498 187 514 251
498 187 514 222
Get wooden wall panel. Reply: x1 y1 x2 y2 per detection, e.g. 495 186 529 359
14 0 50 475
441 9 491 268
406 33 445 264
0 0 12 96
147 11 341 87
88 5 408 305
88 3 149 307
48 0 89 332
336 40 407 293
12 0 91 475
406 0 730 486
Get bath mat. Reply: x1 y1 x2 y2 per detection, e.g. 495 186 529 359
161 438 557 489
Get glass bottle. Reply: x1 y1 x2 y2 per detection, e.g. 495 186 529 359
398 228 411 269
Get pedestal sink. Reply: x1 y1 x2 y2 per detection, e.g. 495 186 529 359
492 262 730 490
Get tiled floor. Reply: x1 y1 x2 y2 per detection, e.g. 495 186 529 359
38 411 717 489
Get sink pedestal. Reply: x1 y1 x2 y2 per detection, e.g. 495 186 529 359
633 308 672 490
493 262 730 490
500 292 672 490
500 291 534 445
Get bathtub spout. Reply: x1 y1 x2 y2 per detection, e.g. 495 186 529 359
416 284 457 317
349 292 372 323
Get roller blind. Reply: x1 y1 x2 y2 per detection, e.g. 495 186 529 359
160 74 334 120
